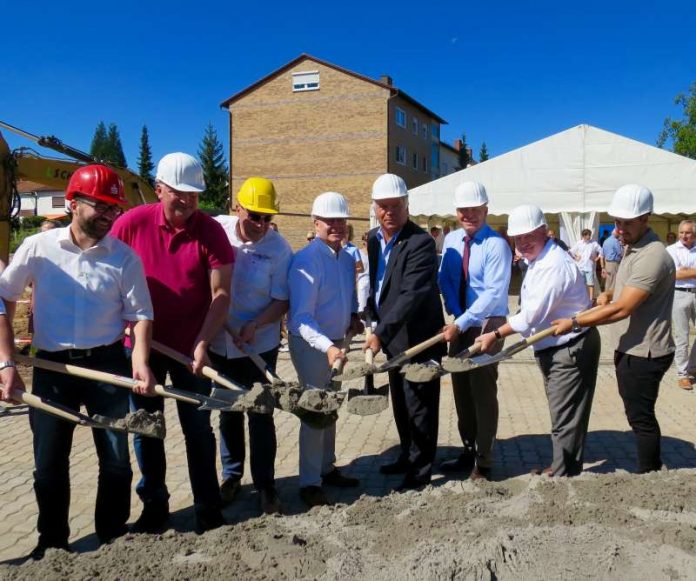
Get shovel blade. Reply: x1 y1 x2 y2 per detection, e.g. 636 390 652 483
402 360 444 382
344 384 389 416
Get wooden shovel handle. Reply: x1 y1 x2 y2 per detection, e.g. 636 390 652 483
18 392 87 425
364 325 374 366
331 331 355 375
401 332 446 360
522 305 604 346
223 323 277 384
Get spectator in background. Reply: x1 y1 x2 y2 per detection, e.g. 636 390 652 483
40 220 60 232
666 231 677 245
430 226 444 255
306 231 315 243
601 228 623 291
357 232 370 317
570 229 603 301
547 229 570 252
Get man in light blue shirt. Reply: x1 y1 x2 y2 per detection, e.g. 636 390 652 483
438 182 512 481
601 228 623 291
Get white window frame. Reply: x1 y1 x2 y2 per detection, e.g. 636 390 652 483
395 145 406 165
395 107 406 128
292 70 320 92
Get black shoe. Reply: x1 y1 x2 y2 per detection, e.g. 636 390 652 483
131 502 170 534
259 486 282 515
469 465 492 481
97 524 129 545
396 475 430 492
220 477 242 505
379 459 411 475
439 454 475 473
195 505 225 534
322 468 359 487
299 486 328 507
28 543 71 561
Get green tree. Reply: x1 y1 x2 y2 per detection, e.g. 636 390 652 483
89 121 109 162
106 123 127 167
137 125 154 183
198 123 229 209
458 133 471 168
479 142 489 162
657 82 696 159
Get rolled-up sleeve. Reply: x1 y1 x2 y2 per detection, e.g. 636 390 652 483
0 240 35 302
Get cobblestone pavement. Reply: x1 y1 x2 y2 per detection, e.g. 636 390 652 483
1 323 695 563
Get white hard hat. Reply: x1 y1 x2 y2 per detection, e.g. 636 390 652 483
608 184 653 219
372 173 408 200
454 181 488 208
156 152 206 192
311 191 350 219
508 204 547 236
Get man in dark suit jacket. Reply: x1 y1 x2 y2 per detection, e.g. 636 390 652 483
364 173 445 490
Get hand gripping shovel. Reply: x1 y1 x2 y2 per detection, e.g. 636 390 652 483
333 331 446 382
344 322 389 416
8 389 165 439
15 354 250 416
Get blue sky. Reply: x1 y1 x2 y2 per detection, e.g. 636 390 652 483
2 0 695 171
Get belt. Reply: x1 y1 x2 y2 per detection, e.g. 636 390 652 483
534 330 587 356
675 287 696 294
39 342 123 361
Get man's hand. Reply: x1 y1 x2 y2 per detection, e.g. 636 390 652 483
551 318 573 336
191 341 211 376
0 366 25 403
238 320 258 346
363 332 381 356
442 324 460 343
474 332 499 353
596 292 611 306
327 345 346 368
131 359 156 397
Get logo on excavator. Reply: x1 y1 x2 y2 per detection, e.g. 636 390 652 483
44 167 74 181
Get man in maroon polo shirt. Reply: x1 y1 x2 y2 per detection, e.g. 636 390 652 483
111 152 234 534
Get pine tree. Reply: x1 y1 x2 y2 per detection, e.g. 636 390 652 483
458 133 471 169
198 123 229 209
106 123 127 167
137 125 154 183
89 121 109 162
479 142 489 162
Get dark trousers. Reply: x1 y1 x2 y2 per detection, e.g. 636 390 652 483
31 343 132 547
130 351 221 512
450 321 505 468
209 349 278 490
615 350 674 473
388 367 440 482
535 328 600 476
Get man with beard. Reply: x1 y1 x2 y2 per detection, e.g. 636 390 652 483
111 153 234 533
0 165 155 559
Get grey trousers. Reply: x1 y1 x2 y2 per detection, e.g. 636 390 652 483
672 289 696 378
604 261 620 291
450 317 506 468
535 327 601 476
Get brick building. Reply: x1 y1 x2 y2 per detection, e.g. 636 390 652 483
220 54 447 248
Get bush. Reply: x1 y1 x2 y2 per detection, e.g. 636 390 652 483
20 215 47 229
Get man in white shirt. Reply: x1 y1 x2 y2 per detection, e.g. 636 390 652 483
666 220 696 390
570 229 603 301
477 205 600 477
0 165 154 560
209 177 292 514
288 192 363 507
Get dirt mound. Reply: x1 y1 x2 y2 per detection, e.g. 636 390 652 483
4 469 696 579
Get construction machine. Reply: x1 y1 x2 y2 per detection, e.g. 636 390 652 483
0 120 157 263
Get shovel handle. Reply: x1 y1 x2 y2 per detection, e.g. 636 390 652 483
224 324 279 385
364 326 374 366
18 392 88 425
516 305 605 348
401 332 446 360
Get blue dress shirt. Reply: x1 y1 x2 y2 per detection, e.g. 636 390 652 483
374 228 401 308
602 235 622 262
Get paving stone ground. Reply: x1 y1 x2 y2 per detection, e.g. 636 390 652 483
1 320 695 564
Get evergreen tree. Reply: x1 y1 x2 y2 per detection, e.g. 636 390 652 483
458 133 471 169
198 123 229 209
657 81 696 159
137 125 154 183
479 142 489 162
106 123 127 167
89 121 109 162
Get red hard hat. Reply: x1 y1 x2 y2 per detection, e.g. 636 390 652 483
66 165 129 207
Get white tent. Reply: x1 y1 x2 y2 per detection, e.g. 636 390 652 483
410 124 696 219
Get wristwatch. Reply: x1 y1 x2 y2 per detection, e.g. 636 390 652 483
571 317 582 333
0 360 16 371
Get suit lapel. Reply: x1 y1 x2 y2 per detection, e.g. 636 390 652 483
379 222 413 304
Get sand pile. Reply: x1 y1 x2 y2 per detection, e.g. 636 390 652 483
4 469 696 580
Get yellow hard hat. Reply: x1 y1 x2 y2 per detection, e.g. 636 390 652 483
237 177 279 214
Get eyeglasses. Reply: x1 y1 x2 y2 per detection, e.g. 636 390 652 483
245 210 273 224
77 197 123 217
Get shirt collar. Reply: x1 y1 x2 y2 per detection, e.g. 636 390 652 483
58 225 113 253
156 203 200 233
377 228 401 245
676 240 696 251
626 228 658 254
529 237 555 266
464 223 491 242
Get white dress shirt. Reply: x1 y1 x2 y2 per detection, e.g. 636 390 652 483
666 241 696 288
508 239 592 351
0 227 153 351
570 239 602 271
288 238 357 353
210 215 293 357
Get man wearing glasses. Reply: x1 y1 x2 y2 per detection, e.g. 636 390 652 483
209 177 292 514
0 164 155 560
111 153 234 534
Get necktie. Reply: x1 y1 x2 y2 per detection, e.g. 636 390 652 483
459 235 471 310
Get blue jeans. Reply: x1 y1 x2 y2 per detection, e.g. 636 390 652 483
31 343 132 547
130 351 221 512
209 349 278 489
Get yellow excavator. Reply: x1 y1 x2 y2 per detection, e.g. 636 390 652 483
0 120 157 263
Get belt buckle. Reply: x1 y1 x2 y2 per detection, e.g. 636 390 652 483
68 348 91 360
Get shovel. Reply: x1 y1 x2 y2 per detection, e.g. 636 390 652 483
9 389 164 439
15 354 261 414
403 343 483 382
344 320 389 416
333 331 446 382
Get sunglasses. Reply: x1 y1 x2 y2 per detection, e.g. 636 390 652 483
245 210 273 224
76 197 123 217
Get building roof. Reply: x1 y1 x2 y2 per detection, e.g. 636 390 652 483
16 180 61 194
220 53 447 124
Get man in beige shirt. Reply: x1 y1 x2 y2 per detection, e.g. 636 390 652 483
554 184 675 473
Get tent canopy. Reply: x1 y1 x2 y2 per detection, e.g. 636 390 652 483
409 124 696 219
